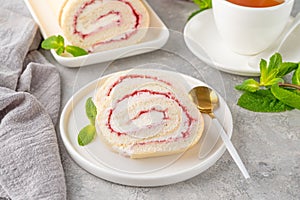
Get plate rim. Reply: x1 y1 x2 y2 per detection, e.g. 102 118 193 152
59 69 233 186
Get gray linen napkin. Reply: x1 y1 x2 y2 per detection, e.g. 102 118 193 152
0 4 66 200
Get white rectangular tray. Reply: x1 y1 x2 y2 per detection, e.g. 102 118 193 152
24 0 170 67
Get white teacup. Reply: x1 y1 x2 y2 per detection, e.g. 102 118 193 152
212 0 294 55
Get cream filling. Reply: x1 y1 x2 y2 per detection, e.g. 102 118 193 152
76 2 123 34
110 94 176 139
107 93 193 156
77 14 121 34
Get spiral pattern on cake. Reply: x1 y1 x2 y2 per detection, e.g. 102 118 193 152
58 0 150 52
94 69 204 158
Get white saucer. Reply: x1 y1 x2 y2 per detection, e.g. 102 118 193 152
59 69 233 186
184 9 300 76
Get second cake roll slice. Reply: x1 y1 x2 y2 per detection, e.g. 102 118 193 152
58 0 150 52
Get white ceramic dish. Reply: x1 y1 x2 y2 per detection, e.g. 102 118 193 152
184 9 300 76
59 69 233 186
24 0 169 67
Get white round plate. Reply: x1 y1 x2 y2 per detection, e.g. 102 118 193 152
59 69 233 186
184 9 300 76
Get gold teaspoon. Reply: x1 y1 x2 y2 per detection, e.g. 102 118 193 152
189 86 250 179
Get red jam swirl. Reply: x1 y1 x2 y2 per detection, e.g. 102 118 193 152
105 75 197 145
130 108 169 121
72 0 141 44
107 74 171 96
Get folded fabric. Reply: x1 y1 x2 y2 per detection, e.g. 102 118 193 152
0 3 66 200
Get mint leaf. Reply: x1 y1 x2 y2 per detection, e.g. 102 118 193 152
292 64 300 85
277 62 298 77
237 90 293 112
271 84 300 110
65 45 88 57
78 125 96 146
235 79 260 92
85 97 97 125
41 35 64 50
259 59 268 83
193 0 212 7
260 53 281 85
264 77 284 86
268 53 282 74
56 46 65 55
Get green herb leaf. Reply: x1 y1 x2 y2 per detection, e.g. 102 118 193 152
237 89 293 112
268 52 282 74
277 62 298 77
259 55 281 86
41 35 64 50
264 77 284 86
65 45 88 57
56 46 65 55
292 64 300 85
78 125 96 146
259 59 268 83
193 0 212 8
271 84 300 110
85 97 97 125
235 79 260 92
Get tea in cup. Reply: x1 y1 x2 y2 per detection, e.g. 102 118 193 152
212 0 294 55
227 0 284 7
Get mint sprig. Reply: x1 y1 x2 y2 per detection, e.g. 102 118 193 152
236 53 300 112
260 53 297 86
236 53 298 93
78 97 97 146
188 0 212 21
41 35 88 57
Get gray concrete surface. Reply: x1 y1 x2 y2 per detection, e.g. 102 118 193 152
35 0 300 199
